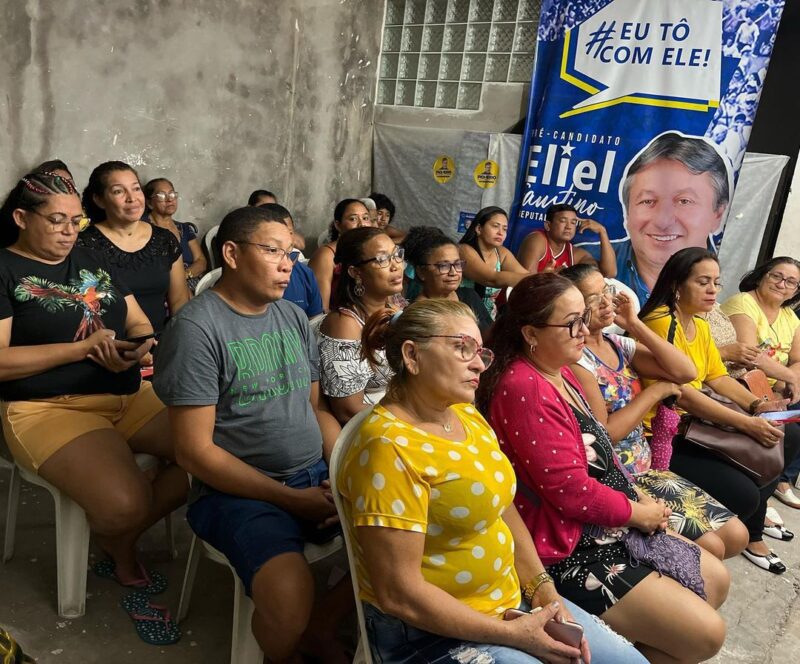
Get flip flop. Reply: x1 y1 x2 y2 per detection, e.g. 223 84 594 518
93 559 168 595
121 591 181 646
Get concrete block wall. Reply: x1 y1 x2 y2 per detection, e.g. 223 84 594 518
0 0 383 239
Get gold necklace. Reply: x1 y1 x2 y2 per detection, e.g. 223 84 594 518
396 399 454 433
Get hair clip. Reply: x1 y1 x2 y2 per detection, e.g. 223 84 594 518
390 310 403 325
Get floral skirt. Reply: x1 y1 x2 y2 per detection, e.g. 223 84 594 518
548 537 653 616
636 469 734 541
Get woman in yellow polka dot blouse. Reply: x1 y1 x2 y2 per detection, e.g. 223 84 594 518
338 299 646 663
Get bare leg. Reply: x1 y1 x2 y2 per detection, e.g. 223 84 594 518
300 577 354 664
601 569 727 663
128 410 189 535
694 531 725 560
711 517 748 559
251 552 315 662
38 429 153 579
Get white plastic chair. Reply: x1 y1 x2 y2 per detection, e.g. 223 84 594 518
2 453 175 618
603 277 641 335
176 525 343 664
204 225 220 270
329 406 375 664
194 267 222 295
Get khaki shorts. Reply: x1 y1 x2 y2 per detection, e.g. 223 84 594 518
1 381 164 473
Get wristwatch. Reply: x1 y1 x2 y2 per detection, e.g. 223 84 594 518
522 571 554 604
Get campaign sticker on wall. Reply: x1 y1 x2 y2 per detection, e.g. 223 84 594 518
433 155 455 183
474 160 499 188
457 211 476 235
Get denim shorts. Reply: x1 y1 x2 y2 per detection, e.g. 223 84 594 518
186 457 339 595
363 599 648 663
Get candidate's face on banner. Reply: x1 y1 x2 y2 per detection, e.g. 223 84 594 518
626 158 725 269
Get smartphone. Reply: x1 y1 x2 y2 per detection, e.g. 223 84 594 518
544 619 584 649
503 608 527 621
503 609 584 650
126 333 156 345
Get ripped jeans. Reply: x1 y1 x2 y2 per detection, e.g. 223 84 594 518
363 599 647 664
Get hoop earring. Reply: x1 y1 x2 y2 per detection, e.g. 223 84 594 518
674 291 681 304
354 280 365 298
529 343 536 355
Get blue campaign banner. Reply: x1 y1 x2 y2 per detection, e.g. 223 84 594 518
509 0 785 301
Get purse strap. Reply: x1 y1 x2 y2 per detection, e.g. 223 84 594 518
662 312 679 409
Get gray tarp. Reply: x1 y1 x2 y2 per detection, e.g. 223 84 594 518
373 123 788 295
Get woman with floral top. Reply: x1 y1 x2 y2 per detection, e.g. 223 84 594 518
563 263 747 560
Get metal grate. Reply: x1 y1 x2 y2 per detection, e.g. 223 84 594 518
378 0 541 110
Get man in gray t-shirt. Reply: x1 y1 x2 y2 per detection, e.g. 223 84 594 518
153 206 344 661
155 292 323 502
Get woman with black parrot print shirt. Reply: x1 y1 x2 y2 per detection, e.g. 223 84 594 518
0 172 187 595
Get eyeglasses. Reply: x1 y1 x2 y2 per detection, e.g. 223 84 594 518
539 307 592 338
584 284 616 307
356 247 405 268
151 191 178 202
420 260 467 275
767 272 800 291
28 209 90 233
233 240 293 263
417 334 494 368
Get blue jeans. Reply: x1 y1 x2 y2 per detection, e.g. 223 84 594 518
364 599 647 663
186 458 339 595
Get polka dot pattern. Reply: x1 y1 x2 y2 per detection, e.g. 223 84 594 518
341 403 520 617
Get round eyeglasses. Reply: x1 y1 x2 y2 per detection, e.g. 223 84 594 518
417 334 494 368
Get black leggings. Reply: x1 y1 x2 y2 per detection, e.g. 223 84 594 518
670 422 800 543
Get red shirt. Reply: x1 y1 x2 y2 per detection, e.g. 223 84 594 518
535 230 574 273
487 358 632 565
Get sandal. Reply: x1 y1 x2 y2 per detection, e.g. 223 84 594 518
121 591 181 645
93 559 168 595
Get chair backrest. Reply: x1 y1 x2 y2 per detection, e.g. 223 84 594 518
329 406 375 664
742 369 774 401
308 313 327 343
195 268 222 295
204 225 220 269
603 277 641 335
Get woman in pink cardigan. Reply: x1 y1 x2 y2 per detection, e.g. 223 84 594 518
477 273 730 664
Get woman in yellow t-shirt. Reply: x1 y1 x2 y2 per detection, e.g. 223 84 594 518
639 248 796 575
338 300 645 663
721 257 800 506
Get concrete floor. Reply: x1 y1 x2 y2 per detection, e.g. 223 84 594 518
1 463 799 664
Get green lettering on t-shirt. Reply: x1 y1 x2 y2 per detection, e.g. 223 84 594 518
227 328 309 408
